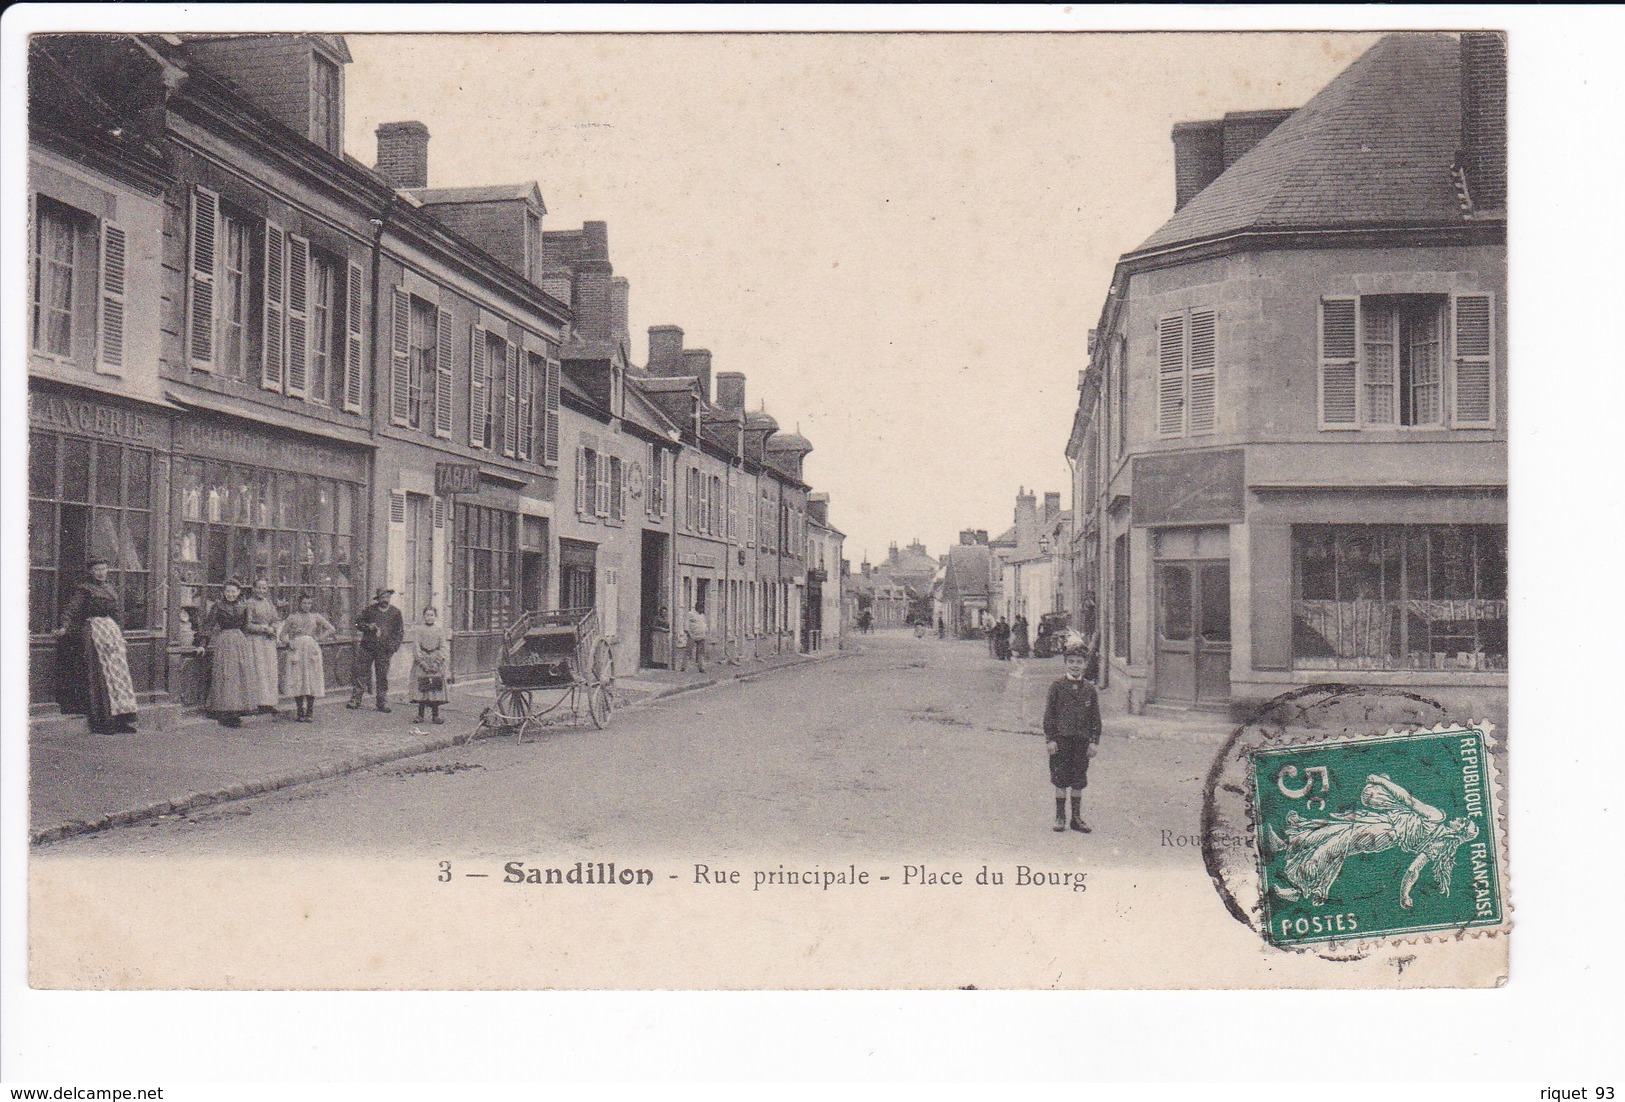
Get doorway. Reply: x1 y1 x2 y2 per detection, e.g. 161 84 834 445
640 530 669 667
1153 558 1231 705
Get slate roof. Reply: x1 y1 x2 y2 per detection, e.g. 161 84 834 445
1136 33 1464 253
945 544 992 597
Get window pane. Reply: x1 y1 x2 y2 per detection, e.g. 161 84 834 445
124 574 149 631
94 443 123 505
1431 526 1474 599
30 432 57 499
61 437 91 502
1158 564 1192 641
29 503 56 566
1477 526 1508 599
120 514 148 572
125 449 151 510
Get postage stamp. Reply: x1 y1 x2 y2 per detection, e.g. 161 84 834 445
1250 724 1504 947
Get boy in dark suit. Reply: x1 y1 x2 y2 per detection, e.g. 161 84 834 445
1043 638 1102 833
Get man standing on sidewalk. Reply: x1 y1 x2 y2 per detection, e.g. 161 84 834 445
349 588 405 713
1043 637 1102 833
680 599 709 674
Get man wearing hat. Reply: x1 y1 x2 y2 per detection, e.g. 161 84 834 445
349 587 405 712
1042 633 1103 833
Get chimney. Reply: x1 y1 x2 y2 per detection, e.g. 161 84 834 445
610 277 630 352
568 222 613 341
715 371 746 411
682 349 713 404
1221 109 1293 169
375 121 429 189
888 542 899 565
1460 32 1508 212
1171 119 1223 211
648 325 684 375
976 530 988 546
1015 488 1039 556
1044 492 1061 525
960 529 977 546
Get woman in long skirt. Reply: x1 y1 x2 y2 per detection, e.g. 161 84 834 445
279 593 336 723
410 606 451 724
204 580 258 728
245 577 282 715
54 557 139 734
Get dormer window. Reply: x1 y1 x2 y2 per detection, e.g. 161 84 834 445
310 54 342 155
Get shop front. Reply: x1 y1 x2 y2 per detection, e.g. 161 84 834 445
450 499 550 677
166 415 370 705
28 385 171 707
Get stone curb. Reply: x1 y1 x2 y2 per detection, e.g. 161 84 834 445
30 649 848 846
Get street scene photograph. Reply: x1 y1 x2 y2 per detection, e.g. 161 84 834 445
15 24 1513 998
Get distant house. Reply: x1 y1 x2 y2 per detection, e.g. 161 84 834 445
942 531 994 638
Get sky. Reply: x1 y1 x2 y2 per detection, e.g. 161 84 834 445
341 31 1379 564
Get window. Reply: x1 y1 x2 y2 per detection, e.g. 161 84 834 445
1156 309 1217 437
454 503 516 633
309 253 337 405
168 456 361 633
407 297 436 429
310 55 341 155
1320 294 1495 429
1112 533 1130 660
519 351 542 461
218 211 258 380
746 486 757 546
29 432 155 636
1291 525 1506 671
577 446 598 519
467 327 503 448
709 476 723 536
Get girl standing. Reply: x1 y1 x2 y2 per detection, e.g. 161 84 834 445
245 577 283 715
203 580 258 727
54 557 139 734
279 593 336 723
410 606 450 724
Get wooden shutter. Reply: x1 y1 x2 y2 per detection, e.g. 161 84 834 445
619 458 629 519
747 490 755 547
390 288 411 426
699 470 711 534
1187 309 1216 435
1451 293 1495 428
1157 314 1185 436
468 325 488 446
434 306 454 438
187 187 219 370
285 234 310 398
386 490 407 595
517 353 534 461
95 220 126 376
342 261 365 413
1318 297 1359 429
502 341 519 458
597 452 611 517
575 446 588 514
543 358 561 466
261 223 286 391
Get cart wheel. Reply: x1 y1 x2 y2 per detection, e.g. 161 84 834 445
499 688 533 741
588 683 612 729
592 639 616 685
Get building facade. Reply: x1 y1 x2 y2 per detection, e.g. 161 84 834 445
1070 33 1507 722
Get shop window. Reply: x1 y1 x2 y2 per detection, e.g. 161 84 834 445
455 503 516 632
1291 524 1507 671
29 431 154 635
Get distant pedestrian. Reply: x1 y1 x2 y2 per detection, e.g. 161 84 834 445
1043 639 1102 833
993 616 1012 660
245 577 283 715
53 556 139 734
203 579 258 728
858 608 872 634
350 588 405 712
680 600 710 673
937 616 945 640
1012 614 1031 659
279 593 336 723
411 606 451 725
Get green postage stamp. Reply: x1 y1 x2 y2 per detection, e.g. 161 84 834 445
1250 724 1503 947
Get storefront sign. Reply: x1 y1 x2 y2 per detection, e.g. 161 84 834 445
174 418 367 481
1132 449 1245 527
28 392 166 446
436 462 482 495
679 552 718 570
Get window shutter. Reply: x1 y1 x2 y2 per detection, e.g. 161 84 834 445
285 234 310 398
187 187 218 370
433 497 446 529
1157 314 1186 436
468 325 488 446
434 306 454 438
390 288 411 426
597 453 611 517
386 491 407 595
618 458 629 520
503 342 520 458
699 471 710 534
517 353 534 461
575 446 588 514
543 358 561 466
343 261 365 413
1451 293 1495 428
1187 309 1216 435
95 221 127 376
262 223 286 392
1318 297 1359 429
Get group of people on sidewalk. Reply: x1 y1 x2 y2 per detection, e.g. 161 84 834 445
987 614 1031 660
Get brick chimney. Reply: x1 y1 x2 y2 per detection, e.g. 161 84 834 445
648 326 684 375
1172 120 1223 211
569 222 613 341
715 371 746 411
1221 109 1293 169
375 121 429 189
610 277 630 352
960 530 978 546
1460 31 1507 212
1044 492 1061 524
1015 487 1039 556
682 349 713 404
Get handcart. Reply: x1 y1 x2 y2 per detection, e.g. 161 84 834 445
463 608 615 742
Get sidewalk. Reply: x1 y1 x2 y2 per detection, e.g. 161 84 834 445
29 646 840 845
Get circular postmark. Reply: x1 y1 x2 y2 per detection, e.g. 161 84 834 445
1196 682 1475 955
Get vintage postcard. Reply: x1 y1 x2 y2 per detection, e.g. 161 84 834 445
16 20 1512 999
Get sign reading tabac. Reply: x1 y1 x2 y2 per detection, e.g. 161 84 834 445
435 462 482 495
1131 449 1244 527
